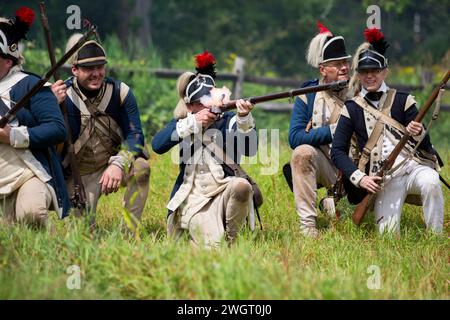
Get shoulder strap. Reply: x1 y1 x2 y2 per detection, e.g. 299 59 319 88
357 89 397 172
353 92 405 133
119 82 130 106
62 83 123 167
0 71 29 127
304 93 316 133
0 71 28 95
323 91 345 125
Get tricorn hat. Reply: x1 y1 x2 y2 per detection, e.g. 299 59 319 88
184 74 215 104
356 28 389 71
184 51 216 103
0 7 35 64
306 21 351 68
66 34 107 67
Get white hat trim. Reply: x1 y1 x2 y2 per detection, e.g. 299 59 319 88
185 74 215 104
0 30 19 59
358 49 387 67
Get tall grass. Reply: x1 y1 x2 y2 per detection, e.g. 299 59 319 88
0 143 448 299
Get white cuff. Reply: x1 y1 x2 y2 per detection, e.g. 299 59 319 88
10 126 30 148
412 126 426 142
236 112 255 133
108 150 133 171
350 169 366 188
176 113 200 139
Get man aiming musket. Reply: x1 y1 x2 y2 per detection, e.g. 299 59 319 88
152 51 257 249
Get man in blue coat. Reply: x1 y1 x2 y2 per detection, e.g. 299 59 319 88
0 7 70 228
288 22 351 237
152 51 257 248
52 35 150 231
331 28 443 235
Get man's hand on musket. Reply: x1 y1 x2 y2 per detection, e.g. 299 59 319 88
0 124 11 144
99 164 124 195
406 121 423 136
359 175 382 194
194 107 219 128
236 99 254 117
51 80 67 104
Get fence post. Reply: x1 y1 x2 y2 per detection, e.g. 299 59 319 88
232 56 245 99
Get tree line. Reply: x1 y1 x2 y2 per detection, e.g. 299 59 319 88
1 0 449 78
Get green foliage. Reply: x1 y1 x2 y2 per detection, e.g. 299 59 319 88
1 0 449 77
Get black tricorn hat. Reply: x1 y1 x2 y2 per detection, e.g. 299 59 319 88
75 41 107 67
66 34 107 67
184 74 215 104
183 51 217 103
72 40 107 67
357 28 389 71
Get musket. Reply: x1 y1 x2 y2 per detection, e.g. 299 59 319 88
330 170 345 220
39 2 87 216
210 80 348 114
0 25 96 128
352 70 450 226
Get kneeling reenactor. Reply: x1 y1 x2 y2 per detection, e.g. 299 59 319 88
152 52 257 248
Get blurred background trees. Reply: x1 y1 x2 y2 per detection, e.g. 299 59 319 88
1 0 448 143
1 0 448 77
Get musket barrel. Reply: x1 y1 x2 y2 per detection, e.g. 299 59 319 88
214 80 348 113
40 2 59 79
415 70 449 123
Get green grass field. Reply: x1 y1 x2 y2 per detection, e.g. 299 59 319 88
0 138 448 300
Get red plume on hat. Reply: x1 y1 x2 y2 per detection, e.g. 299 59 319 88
11 7 35 43
16 7 35 26
364 27 389 55
317 21 332 35
195 50 217 79
195 51 216 69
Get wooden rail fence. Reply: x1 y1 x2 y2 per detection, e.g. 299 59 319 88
57 58 449 112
